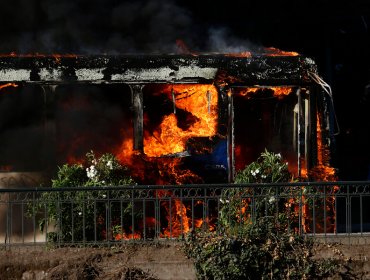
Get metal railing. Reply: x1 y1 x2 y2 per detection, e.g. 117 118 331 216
1 181 369 247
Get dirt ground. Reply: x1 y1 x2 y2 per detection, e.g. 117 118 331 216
1 242 370 279
0 242 195 280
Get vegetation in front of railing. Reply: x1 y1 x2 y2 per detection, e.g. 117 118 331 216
31 151 138 243
220 150 294 230
183 150 338 279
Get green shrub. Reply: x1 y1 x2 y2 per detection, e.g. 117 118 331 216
183 150 338 279
33 151 138 243
219 150 295 231
184 217 337 279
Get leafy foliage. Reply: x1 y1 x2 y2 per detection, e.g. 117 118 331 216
184 217 337 279
33 151 137 243
183 150 338 279
234 149 291 184
219 150 294 230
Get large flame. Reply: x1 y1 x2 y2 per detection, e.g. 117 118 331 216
144 84 218 157
301 113 337 233
310 113 337 181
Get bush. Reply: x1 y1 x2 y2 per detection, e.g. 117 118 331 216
184 217 337 279
33 151 137 243
219 150 295 231
183 150 338 279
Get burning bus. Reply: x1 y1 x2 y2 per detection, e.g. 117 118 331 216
0 52 336 186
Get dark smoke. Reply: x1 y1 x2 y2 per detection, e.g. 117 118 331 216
0 0 257 54
0 0 195 53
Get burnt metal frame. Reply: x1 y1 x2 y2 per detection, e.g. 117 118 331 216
1 181 370 247
0 54 325 181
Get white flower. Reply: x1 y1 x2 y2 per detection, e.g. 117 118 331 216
86 165 98 180
261 174 267 179
78 212 82 216
106 160 113 170
251 169 260 177
276 153 281 159
268 196 276 204
101 180 106 185
102 194 107 198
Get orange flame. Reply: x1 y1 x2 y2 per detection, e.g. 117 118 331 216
238 87 293 99
264 47 299 56
116 138 135 167
0 83 18 91
115 232 141 240
144 84 218 157
225 51 252 58
310 113 337 181
300 113 337 234
162 199 190 237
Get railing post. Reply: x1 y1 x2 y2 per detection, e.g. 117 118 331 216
131 189 135 240
33 192 36 244
82 192 86 245
299 186 303 235
155 190 160 239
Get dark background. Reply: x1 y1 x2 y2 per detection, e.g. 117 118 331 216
0 0 369 180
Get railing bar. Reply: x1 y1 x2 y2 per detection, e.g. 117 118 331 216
334 192 338 236
44 199 48 244
180 189 183 237
347 186 350 235
191 198 194 232
143 197 146 241
313 194 316 236
360 194 363 235
252 187 255 223
71 200 74 245
94 199 97 243
131 190 135 240
203 188 207 230
169 198 172 238
32 192 35 244
22 202 24 244
2 181 370 194
108 190 111 244
324 186 327 241
83 193 86 245
299 187 302 235
57 193 61 246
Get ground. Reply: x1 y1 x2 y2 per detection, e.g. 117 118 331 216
0 242 195 280
0 242 370 279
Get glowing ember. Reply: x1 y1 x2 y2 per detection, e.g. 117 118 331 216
0 53 78 58
238 87 293 99
0 83 18 90
115 232 141 240
225 51 252 57
0 165 13 172
144 84 218 157
264 47 299 56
